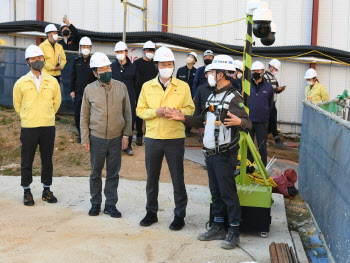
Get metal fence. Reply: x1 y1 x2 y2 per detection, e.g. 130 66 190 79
299 101 350 263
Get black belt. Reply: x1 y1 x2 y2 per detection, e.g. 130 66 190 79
202 137 240 157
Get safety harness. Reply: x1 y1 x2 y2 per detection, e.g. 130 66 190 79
202 89 240 157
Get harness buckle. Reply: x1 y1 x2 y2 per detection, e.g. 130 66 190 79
213 120 221 126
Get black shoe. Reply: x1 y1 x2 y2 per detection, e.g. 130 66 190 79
136 137 143 146
88 204 101 216
124 146 134 156
197 224 226 241
275 141 287 148
23 190 35 206
140 211 158 226
169 215 185 231
103 205 122 218
198 137 202 142
221 226 240 249
185 131 191 137
42 189 57 203
77 137 81 143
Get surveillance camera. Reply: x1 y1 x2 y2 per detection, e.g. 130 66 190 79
253 7 272 38
261 22 276 46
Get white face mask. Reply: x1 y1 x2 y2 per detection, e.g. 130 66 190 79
116 53 125 61
145 52 154 60
52 34 58 41
208 74 217 87
307 80 314 86
237 72 242 79
186 57 194 64
159 67 173 79
81 49 90 56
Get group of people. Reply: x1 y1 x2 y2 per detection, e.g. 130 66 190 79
11 18 331 251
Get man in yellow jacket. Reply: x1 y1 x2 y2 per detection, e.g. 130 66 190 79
304 68 329 104
13 45 61 206
136 46 195 230
39 24 67 84
0 37 6 95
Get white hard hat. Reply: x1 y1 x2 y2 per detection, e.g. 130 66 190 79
79 36 92 46
143 40 156 49
188 52 198 61
304 68 317 79
60 23 69 30
234 60 243 71
210 55 235 71
45 24 58 34
115 41 128 52
153 46 175 62
269 59 281 71
205 64 213 72
251 61 265 71
25 45 44 59
90 52 112 68
203 50 214 57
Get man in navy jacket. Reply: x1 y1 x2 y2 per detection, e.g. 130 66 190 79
192 50 214 96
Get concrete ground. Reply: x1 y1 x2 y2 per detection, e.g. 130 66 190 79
0 175 294 263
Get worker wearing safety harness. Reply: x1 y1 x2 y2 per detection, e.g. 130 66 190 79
165 55 252 250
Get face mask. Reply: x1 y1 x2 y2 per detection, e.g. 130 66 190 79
186 57 194 64
159 67 173 79
204 59 212 65
208 74 216 87
62 30 70 36
237 72 242 79
29 60 45 72
116 53 126 61
270 69 277 76
252 72 262 81
81 49 90 56
52 34 58 41
307 80 314 86
145 52 154 60
98 71 112 84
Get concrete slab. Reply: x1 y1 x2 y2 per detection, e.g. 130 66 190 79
0 175 293 263
290 231 310 263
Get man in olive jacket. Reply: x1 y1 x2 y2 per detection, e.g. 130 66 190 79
80 52 132 218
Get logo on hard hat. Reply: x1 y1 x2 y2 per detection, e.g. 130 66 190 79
34 49 38 53
165 52 170 57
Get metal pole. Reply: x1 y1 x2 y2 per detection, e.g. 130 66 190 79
144 0 147 31
123 0 127 42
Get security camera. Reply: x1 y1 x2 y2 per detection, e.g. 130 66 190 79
261 22 276 46
252 7 272 38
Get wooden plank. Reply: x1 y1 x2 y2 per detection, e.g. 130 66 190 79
269 242 279 263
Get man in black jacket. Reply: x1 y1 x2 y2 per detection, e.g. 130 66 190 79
58 17 81 51
70 37 96 143
112 41 137 155
176 52 197 137
134 40 158 146
192 50 214 96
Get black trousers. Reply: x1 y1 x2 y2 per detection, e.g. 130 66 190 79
73 93 83 137
128 99 136 148
53 75 61 84
206 152 241 225
20 127 56 187
135 91 143 138
268 102 279 138
145 138 187 217
247 122 268 167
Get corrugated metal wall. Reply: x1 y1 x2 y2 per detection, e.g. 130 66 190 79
0 0 349 134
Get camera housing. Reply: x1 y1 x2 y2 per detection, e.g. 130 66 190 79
253 7 272 38
261 22 276 46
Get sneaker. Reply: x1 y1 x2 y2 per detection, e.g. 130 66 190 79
103 205 122 218
185 131 192 137
136 137 143 146
197 224 226 241
169 215 185 231
140 211 158 227
221 226 240 250
23 190 35 206
275 141 287 148
124 146 134 156
42 189 57 203
88 204 101 216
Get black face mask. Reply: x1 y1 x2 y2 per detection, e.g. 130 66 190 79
204 59 212 65
62 30 70 36
252 72 262 81
29 60 45 72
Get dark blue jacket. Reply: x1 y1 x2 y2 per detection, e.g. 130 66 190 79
70 55 96 94
111 57 136 103
176 65 196 96
231 78 242 94
194 82 215 116
249 78 274 123
192 65 207 96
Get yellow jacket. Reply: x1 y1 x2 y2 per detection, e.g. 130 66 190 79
305 81 329 104
136 76 195 139
0 38 7 64
13 72 61 127
39 39 67 76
